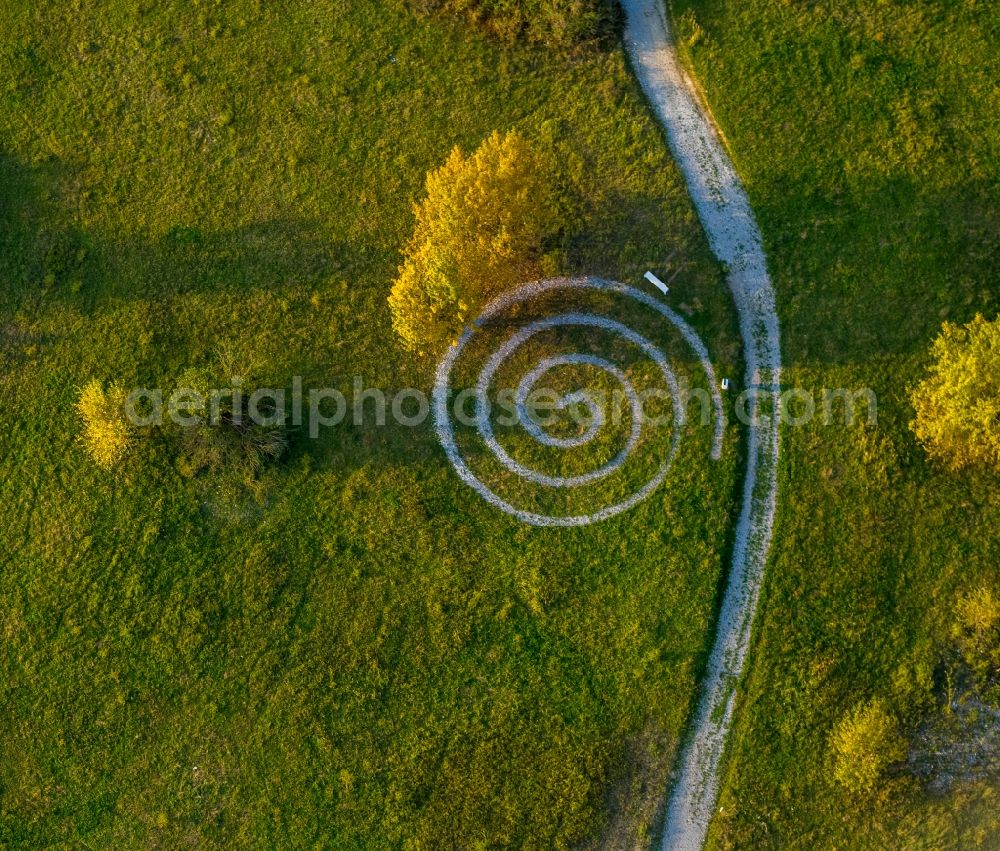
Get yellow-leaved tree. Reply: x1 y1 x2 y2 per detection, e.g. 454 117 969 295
910 313 1000 471
388 129 562 354
830 698 906 797
77 379 135 468
952 586 1000 689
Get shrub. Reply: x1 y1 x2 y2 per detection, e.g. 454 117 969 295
409 0 619 47
830 698 906 797
76 379 134 468
910 314 1000 472
388 129 563 354
172 366 288 481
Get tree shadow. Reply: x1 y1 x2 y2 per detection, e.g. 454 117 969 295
0 152 91 313
99 218 380 302
753 171 1000 366
0 151 382 310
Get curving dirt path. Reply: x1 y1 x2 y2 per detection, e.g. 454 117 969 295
620 1 783 848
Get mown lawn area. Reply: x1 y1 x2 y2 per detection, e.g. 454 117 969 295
0 1 744 846
668 0 1000 846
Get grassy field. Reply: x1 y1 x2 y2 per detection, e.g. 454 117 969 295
666 0 1000 846
0 1 748 846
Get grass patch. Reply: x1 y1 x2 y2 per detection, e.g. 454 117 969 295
0 0 743 845
667 0 1000 845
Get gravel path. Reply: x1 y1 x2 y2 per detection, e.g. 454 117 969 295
620 1 783 848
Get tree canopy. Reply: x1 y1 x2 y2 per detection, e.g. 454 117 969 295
830 698 906 797
388 129 562 354
910 314 1000 472
76 379 134 468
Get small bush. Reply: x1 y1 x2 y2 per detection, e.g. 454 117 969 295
409 0 619 47
388 129 563 354
76 379 134 468
172 366 288 482
830 698 906 797
910 314 1000 472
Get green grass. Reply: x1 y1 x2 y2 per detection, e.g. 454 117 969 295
666 0 1000 846
0 1 746 846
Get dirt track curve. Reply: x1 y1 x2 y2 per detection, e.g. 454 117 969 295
620 1 783 848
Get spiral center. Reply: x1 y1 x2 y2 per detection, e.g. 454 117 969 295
476 315 656 488
515 355 619 449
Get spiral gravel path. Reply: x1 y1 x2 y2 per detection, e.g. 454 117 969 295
433 276 723 527
620 1 783 848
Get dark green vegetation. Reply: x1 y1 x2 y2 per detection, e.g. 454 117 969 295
410 0 620 47
0 1 743 846
668 0 1000 846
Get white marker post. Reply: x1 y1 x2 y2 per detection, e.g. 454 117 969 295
644 270 669 294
